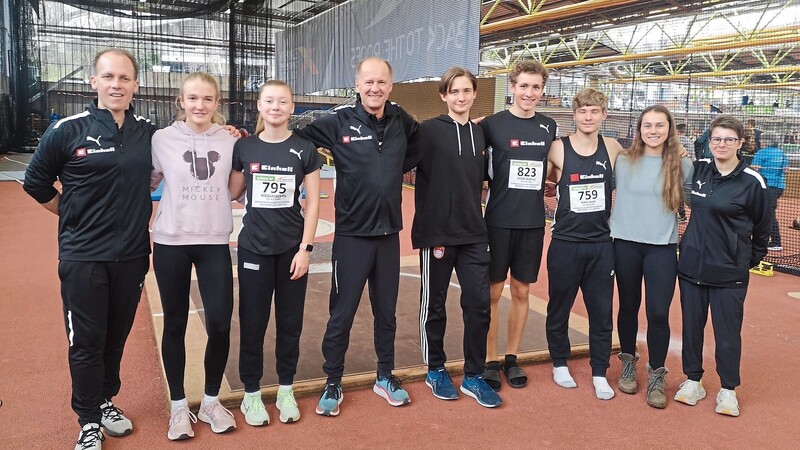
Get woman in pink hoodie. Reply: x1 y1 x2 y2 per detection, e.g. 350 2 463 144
229 80 321 426
150 72 238 440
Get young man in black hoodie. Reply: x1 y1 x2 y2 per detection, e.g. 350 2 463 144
295 57 418 416
410 67 501 408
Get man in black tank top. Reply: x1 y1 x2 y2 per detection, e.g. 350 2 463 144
545 88 623 400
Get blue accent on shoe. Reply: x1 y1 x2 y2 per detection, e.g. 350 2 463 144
461 375 502 408
373 375 410 406
426 368 459 400
315 383 343 416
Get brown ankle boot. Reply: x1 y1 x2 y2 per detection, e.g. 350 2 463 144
647 364 668 409
617 353 639 394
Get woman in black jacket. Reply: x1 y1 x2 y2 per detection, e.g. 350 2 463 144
674 115 770 417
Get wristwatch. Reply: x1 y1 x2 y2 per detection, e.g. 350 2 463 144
299 243 314 252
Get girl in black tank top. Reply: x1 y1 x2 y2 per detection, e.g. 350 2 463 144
552 135 614 242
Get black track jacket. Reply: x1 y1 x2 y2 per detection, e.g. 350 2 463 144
677 158 770 287
295 99 418 236
23 102 155 261
409 115 487 249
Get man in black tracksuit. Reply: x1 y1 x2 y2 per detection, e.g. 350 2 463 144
295 57 418 415
675 116 769 416
23 49 154 449
408 67 501 408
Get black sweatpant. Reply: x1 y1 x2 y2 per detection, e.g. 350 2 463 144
153 243 233 400
419 243 491 377
614 239 677 369
323 233 400 384
767 187 783 246
238 245 308 390
546 239 614 377
679 280 746 390
58 256 149 426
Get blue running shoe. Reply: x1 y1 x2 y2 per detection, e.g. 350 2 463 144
315 383 343 416
461 375 502 408
426 367 458 400
373 374 411 406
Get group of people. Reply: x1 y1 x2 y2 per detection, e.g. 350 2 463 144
22 49 770 450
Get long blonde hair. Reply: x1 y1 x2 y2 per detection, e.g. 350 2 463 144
254 80 294 135
625 105 685 212
175 72 226 125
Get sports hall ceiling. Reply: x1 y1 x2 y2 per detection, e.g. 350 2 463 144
478 0 800 87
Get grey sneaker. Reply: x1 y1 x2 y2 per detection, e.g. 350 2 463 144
646 364 668 409
617 353 639 394
100 400 132 437
75 423 104 450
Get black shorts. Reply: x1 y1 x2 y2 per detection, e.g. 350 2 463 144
488 226 545 283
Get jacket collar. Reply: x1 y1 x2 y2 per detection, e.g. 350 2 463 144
355 95 398 121
711 157 747 179
89 100 135 126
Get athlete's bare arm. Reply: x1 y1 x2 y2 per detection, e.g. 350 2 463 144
229 170 246 200
603 136 624 171
547 138 565 184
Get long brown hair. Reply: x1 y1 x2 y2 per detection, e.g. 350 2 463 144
625 105 685 212
175 72 226 125
254 80 294 135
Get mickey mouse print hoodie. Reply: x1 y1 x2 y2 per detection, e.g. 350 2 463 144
410 114 488 249
150 121 237 245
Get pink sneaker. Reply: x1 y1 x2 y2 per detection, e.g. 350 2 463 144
167 406 196 441
198 399 236 433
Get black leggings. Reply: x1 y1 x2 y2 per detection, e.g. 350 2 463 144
153 243 233 400
614 239 676 369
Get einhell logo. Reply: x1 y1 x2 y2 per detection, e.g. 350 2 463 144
250 162 261 173
570 173 580 182
510 139 520 148
75 148 87 157
342 136 351 144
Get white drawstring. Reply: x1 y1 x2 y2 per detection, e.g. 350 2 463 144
467 122 476 157
454 121 462 156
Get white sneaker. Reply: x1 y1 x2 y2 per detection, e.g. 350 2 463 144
167 406 197 441
100 400 133 437
198 399 236 433
240 392 270 426
674 379 707 406
75 423 104 450
715 388 740 417
276 387 301 423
